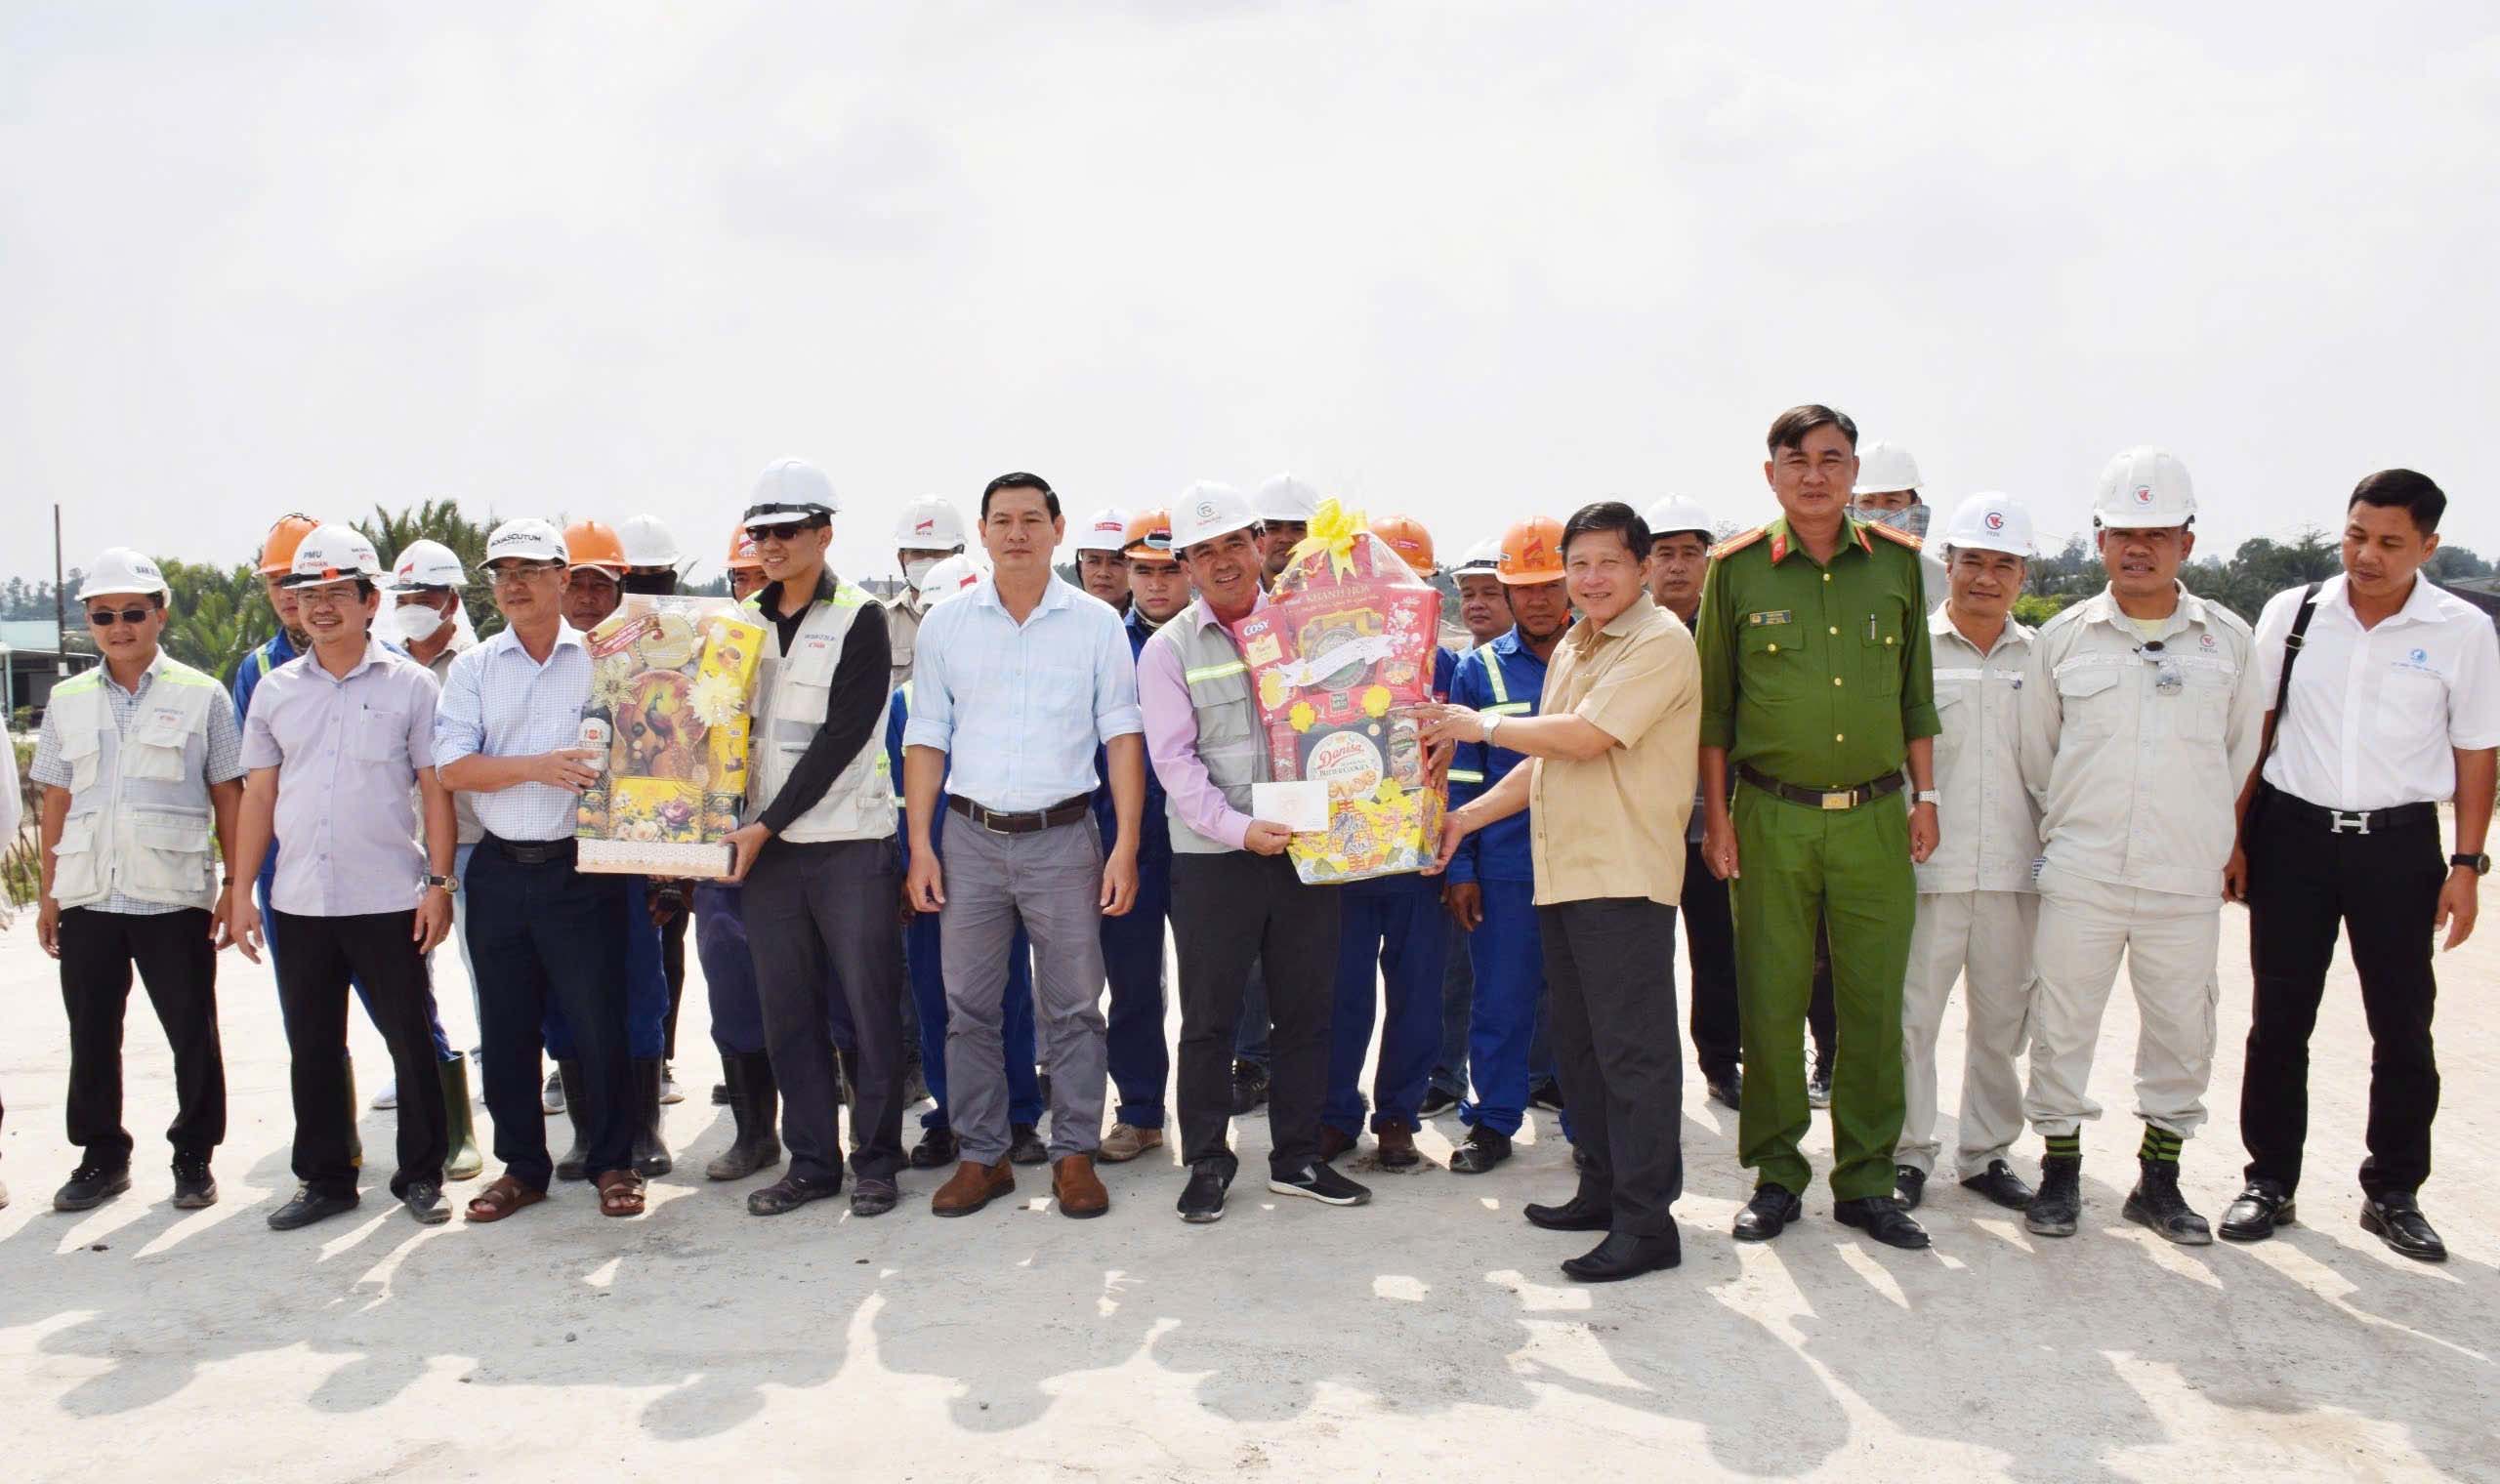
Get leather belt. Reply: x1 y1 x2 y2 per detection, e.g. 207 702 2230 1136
485 834 577 866
1737 763 1907 812
2259 786 2436 838
947 793 1095 836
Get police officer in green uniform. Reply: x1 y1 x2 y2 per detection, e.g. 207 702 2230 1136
1696 404 1941 1251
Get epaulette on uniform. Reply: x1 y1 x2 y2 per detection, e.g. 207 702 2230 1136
1710 526 1769 561
1866 521 1924 551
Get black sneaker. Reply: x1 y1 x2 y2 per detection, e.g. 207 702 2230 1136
1229 1059 1271 1116
171 1154 219 1211
54 1161 132 1213
1417 1086 1460 1117
1448 1126 1513 1175
268 1185 360 1231
1008 1123 1049 1167
1270 1162 1372 1207
400 1180 450 1225
1527 1078 1566 1113
1178 1160 1232 1223
910 1126 960 1169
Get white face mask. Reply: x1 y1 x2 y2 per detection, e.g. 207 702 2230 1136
903 557 940 592
385 600 450 643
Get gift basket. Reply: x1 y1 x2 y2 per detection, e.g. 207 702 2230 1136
1230 499 1446 885
574 594 767 877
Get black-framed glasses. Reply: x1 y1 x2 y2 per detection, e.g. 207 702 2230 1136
745 519 826 544
88 605 152 627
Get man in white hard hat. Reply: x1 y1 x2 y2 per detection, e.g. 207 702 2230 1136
1894 493 2044 1216
1853 439 1951 603
1256 474 1319 584
227 525 459 1229
435 516 644 1222
1142 480 1369 1222
33 548 245 1213
617 515 685 598
1643 495 1743 1110
1071 507 1134 615
1452 541 1510 647
717 460 912 1218
886 495 970 689
2018 448 2264 1246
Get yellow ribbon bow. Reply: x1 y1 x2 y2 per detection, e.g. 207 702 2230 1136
1286 497 1367 582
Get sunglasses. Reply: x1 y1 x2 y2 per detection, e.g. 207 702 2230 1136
88 605 153 627
744 519 826 544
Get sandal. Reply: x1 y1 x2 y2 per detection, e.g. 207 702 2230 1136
465 1175 546 1223
596 1169 646 1217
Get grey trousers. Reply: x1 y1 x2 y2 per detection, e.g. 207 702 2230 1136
938 813 1108 1165
743 837 907 1184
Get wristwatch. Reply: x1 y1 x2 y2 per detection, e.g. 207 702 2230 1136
1914 790 1941 807
2450 852 2490 876
423 873 458 893
1481 712 1501 744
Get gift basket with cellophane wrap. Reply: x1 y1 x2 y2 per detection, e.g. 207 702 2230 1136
574 594 767 877
1231 499 1446 885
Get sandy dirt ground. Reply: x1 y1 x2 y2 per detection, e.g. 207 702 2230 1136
2 876 2495 1484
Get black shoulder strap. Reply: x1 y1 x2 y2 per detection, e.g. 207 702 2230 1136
2252 581 2324 776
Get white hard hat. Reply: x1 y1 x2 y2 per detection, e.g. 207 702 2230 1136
1170 481 1260 552
919 553 987 603
386 538 467 590
281 523 384 588
1073 507 1132 554
746 458 840 523
1854 440 1923 496
1455 539 1502 573
483 517 568 566
77 547 170 601
1938 491 2036 557
2093 446 2196 529
617 515 683 569
891 496 966 552
1257 473 1319 523
1643 495 1715 541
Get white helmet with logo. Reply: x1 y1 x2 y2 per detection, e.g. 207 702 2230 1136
484 517 567 566
2092 447 2196 529
282 523 384 588
918 552 988 603
1455 538 1501 573
1854 440 1923 496
746 458 841 522
1938 492 2035 557
1073 507 1132 554
891 496 967 552
1171 481 1259 552
77 547 172 601
386 538 468 590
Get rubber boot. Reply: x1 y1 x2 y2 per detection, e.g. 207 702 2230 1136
633 1056 673 1177
438 1053 483 1181
555 1060 591 1181
345 1051 362 1170
705 1051 783 1180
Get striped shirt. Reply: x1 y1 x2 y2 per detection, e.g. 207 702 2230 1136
30 653 246 915
431 623 593 843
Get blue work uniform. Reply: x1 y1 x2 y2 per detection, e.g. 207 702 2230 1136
1322 648 1459 1138
693 881 765 1055
1094 606 1174 1130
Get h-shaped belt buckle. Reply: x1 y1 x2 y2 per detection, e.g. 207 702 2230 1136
1820 790 1855 810
2329 809 2372 835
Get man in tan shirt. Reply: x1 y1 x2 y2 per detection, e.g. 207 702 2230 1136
1424 501 1700 1283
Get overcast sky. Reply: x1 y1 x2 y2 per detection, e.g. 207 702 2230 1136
7 3 2494 589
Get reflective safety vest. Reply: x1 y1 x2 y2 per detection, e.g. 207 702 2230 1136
48 656 224 912
745 578 896 844
1146 599 1269 854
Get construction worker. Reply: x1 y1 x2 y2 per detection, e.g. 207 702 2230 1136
1854 439 1952 601
2018 448 2264 1245
1453 541 1510 646
1696 404 1940 1253
615 514 695 1108
1256 474 1319 584
698 524 784 1181
1440 515 1573 1174
539 518 675 1181
1145 480 1369 1222
885 494 970 689
33 548 244 1214
1072 506 1134 614
227 525 457 1228
1315 514 1456 1170
1894 493 2043 1215
1643 495 1742 1110
1096 510 1186 1164
1425 538 1512 1115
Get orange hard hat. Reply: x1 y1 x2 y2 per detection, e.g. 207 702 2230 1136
256 513 321 577
726 522 764 572
1371 514 1435 578
1496 516 1566 585
564 518 629 574
1122 509 1177 564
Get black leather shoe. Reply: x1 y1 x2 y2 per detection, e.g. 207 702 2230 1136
850 1177 899 1217
1527 1078 1566 1113
2123 1159 2212 1246
1523 1190 1612 1231
1732 1185 1803 1242
909 1127 959 1170
1449 1127 1513 1175
1418 1086 1460 1117
400 1180 450 1225
1229 1059 1271 1115
747 1174 843 1216
2026 1155 2082 1238
1562 1228 1683 1283
1703 1067 1742 1111
2360 1191 2446 1262
54 1161 132 1213
1007 1123 1049 1167
1893 1165 1926 1212
1836 1195 1932 1249
269 1185 360 1231
2218 1180 2296 1242
1959 1159 2036 1212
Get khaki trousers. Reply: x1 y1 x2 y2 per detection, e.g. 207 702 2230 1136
2021 867 2221 1141
1897 889 2035 1175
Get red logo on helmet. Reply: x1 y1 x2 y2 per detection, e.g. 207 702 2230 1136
2133 484 2154 506
1983 511 2006 531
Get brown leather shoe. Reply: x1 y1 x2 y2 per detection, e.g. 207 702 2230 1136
1052 1154 1110 1218
931 1158 1015 1216
1377 1123 1419 1169
1318 1125 1357 1162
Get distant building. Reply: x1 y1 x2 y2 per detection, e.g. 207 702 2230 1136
0 620 94 721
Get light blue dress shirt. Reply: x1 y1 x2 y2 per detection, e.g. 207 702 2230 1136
431 624 593 843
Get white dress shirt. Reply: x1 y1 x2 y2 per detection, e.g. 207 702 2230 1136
1916 606 2038 895
2255 573 2500 811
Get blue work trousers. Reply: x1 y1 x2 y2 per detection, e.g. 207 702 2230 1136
1324 874 1449 1136
1103 848 1173 1128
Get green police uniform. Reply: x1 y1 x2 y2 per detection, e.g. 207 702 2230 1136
1697 512 1939 1202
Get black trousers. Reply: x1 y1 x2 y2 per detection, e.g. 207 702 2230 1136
60 906 226 1165
1680 841 1742 1079
1543 896 1685 1237
271 909 450 1198
1172 851 1339 1178
465 839 634 1189
2241 791 2444 1197
742 837 906 1184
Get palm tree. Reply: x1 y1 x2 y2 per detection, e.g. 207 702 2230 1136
157 558 272 682
355 498 506 639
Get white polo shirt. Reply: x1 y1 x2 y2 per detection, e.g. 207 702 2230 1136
2255 574 2500 811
